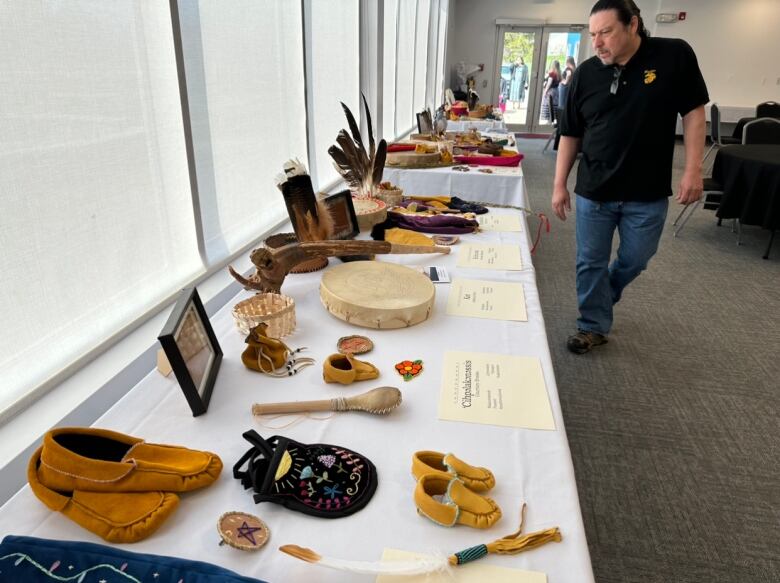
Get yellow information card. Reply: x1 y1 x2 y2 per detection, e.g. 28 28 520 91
478 213 523 232
447 278 527 321
457 243 523 270
438 351 555 430
376 549 547 583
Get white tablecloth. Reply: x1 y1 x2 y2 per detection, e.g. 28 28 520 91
0 200 593 583
446 119 507 133
383 165 531 210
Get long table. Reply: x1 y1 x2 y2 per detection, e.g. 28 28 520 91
446 118 507 133
0 172 594 582
383 165 529 210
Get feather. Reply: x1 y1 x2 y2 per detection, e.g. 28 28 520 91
336 130 368 172
276 158 309 189
329 94 386 200
315 198 335 240
361 93 375 156
328 146 363 191
278 508 562 575
279 545 450 576
340 101 364 155
372 139 387 188
292 201 336 242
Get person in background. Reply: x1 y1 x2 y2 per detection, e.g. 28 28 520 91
540 60 562 122
509 57 528 109
551 0 708 354
558 56 577 107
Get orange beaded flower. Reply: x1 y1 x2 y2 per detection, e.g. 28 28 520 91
395 359 423 381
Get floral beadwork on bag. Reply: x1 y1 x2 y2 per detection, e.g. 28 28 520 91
233 431 377 518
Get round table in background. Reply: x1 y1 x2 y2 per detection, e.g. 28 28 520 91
714 145 780 228
713 144 780 258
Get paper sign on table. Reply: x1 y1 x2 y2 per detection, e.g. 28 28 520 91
447 278 527 321
478 213 523 232
438 351 555 430
457 243 523 270
417 266 450 283
376 549 547 583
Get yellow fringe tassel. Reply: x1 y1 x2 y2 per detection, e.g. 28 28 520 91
447 503 562 566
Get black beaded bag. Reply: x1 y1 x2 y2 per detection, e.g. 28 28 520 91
233 430 378 519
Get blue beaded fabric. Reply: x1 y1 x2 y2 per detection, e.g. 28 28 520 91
0 535 267 583
233 430 378 519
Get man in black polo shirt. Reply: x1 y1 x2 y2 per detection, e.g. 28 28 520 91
552 0 708 354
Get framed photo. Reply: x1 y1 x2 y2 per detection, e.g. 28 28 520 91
417 110 433 134
158 287 222 416
322 190 359 240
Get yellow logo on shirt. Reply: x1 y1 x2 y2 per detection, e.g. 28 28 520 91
644 70 657 84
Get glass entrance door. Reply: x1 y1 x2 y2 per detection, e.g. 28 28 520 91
496 27 539 131
495 25 585 134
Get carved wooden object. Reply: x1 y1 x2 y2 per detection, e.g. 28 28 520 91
230 240 450 293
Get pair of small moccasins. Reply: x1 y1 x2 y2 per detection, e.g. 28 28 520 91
412 451 501 529
28 427 222 543
322 353 379 385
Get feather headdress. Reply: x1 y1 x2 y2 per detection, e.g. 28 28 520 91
328 93 387 200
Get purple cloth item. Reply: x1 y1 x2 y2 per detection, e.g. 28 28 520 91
386 211 479 234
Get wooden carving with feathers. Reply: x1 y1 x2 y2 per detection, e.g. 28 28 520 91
328 93 387 199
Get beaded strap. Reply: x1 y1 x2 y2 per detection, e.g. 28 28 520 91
453 544 489 565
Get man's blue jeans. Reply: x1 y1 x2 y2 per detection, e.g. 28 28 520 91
575 195 669 335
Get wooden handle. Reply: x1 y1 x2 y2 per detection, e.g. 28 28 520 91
252 398 336 416
389 244 451 255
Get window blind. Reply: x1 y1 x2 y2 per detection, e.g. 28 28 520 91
413 0 431 114
0 1 201 418
179 0 308 262
395 0 417 137
306 0 360 188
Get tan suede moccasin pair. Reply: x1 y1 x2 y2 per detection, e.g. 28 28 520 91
28 427 222 543
412 451 501 529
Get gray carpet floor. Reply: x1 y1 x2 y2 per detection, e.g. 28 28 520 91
517 137 780 583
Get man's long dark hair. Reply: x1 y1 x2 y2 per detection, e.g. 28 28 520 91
590 0 649 39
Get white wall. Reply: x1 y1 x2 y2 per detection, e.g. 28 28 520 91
651 0 780 107
446 0 779 110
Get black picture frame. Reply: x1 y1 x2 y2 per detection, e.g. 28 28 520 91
322 190 360 240
417 110 433 134
158 287 222 416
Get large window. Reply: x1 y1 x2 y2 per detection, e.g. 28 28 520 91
306 0 360 188
384 0 448 140
382 0 399 140
0 1 201 420
0 0 449 423
413 0 431 114
180 0 308 262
